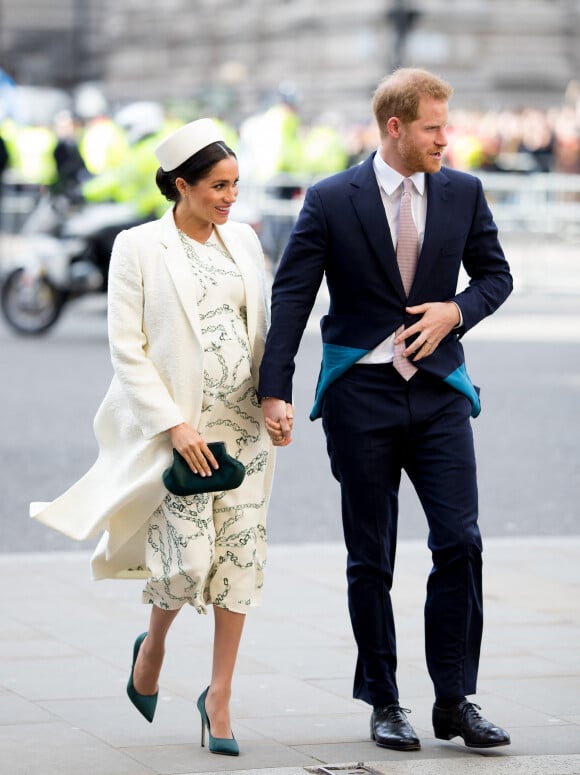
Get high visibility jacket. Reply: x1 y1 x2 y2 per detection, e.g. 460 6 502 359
302 125 348 175
80 118 128 176
83 131 169 217
2 120 57 185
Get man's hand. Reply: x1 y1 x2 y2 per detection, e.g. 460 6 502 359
395 301 461 362
261 398 294 446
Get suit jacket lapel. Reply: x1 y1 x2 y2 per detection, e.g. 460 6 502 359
349 156 407 301
158 211 261 355
158 208 203 341
410 169 453 300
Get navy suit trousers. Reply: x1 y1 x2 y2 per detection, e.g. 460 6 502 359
321 363 483 707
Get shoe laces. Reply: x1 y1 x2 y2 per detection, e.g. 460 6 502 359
384 704 412 722
460 701 483 722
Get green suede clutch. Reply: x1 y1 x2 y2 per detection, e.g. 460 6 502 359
162 442 246 495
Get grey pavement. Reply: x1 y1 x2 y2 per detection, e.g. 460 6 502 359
1 536 579 775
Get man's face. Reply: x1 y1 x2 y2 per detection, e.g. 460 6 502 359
396 97 449 175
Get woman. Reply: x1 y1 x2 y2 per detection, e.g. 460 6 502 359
31 118 281 756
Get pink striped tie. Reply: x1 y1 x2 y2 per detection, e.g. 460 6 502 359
393 178 419 380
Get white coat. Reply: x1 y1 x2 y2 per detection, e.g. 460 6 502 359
30 208 275 580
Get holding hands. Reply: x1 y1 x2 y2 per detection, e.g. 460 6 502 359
261 398 294 446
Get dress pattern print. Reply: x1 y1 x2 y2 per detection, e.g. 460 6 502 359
142 230 269 614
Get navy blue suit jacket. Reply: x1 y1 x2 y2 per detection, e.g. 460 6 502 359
259 153 513 419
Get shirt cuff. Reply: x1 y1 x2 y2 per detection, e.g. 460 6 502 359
450 301 463 328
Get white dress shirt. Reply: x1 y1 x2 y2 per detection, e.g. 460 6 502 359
357 151 426 364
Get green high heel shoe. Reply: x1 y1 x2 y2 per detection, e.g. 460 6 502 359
196 686 240 756
126 632 158 723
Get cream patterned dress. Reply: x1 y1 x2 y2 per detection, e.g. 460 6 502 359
142 229 269 614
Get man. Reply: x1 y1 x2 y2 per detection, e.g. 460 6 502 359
259 68 512 752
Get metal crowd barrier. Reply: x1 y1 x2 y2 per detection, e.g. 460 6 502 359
2 172 579 246
478 172 580 240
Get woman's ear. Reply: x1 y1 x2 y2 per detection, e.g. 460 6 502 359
175 177 187 196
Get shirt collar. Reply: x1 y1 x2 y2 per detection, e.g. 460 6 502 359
373 149 425 197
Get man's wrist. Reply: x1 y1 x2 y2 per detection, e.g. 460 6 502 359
449 301 462 328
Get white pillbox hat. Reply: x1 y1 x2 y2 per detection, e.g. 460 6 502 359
154 118 225 172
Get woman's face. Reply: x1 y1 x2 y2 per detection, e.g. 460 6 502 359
177 156 239 226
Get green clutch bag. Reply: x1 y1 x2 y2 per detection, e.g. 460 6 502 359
162 442 246 495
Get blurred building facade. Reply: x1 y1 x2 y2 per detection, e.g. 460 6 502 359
1 0 579 121
0 0 104 88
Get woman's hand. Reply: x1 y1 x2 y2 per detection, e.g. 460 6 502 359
168 423 218 477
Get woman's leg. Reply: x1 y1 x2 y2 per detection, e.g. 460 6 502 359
133 604 181 695
204 606 245 738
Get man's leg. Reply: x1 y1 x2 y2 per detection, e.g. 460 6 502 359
322 364 421 750
406 374 509 747
323 364 407 706
405 373 482 698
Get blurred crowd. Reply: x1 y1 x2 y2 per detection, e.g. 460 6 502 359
1 88 580 227
346 100 580 175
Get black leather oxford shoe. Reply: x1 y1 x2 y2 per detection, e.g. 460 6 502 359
370 705 421 750
433 700 511 748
